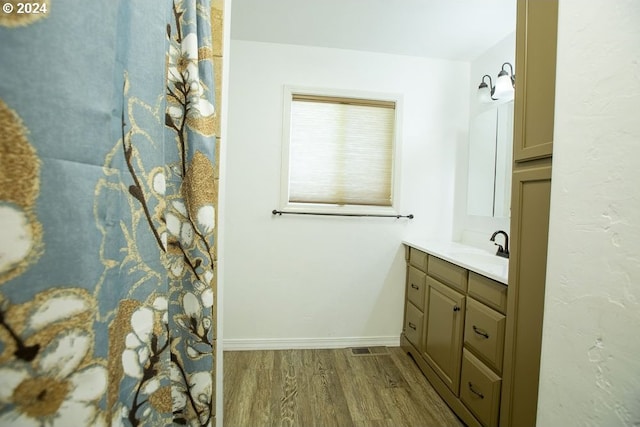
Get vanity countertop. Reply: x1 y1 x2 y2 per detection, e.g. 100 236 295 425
402 239 509 285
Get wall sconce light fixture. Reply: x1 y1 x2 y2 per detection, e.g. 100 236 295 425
478 62 515 103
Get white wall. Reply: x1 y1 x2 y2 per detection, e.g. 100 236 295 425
539 1 640 425
224 40 468 347
453 33 515 251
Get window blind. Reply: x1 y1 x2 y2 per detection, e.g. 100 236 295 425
288 95 395 206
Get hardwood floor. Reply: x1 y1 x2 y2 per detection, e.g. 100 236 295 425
223 347 465 427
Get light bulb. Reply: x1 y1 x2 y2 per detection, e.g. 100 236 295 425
477 75 494 103
494 63 515 100
494 73 514 100
478 85 493 103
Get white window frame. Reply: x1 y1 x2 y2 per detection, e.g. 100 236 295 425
280 85 403 216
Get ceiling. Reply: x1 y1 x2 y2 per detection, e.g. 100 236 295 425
230 0 517 61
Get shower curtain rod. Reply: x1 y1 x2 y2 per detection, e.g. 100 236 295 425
271 209 414 219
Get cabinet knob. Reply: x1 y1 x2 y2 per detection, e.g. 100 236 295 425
411 283 419 290
408 322 417 330
453 306 461 312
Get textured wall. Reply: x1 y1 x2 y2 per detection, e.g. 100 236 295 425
539 0 640 425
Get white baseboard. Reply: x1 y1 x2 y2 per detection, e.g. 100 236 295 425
223 336 400 351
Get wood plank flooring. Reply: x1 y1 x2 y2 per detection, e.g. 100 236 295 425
223 347 465 427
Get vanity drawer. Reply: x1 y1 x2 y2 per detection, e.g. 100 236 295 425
404 302 423 349
460 349 502 427
409 247 428 271
464 298 506 374
468 272 508 314
428 256 468 293
407 266 426 310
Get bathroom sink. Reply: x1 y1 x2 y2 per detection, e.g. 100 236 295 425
445 249 509 284
402 240 509 284
450 251 507 266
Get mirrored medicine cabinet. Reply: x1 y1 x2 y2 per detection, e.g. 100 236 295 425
466 100 514 218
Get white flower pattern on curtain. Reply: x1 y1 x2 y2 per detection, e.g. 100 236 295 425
0 0 221 426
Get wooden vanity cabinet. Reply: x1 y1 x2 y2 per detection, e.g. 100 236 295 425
402 246 509 427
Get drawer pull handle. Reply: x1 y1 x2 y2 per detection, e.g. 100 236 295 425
453 306 461 312
473 325 490 339
408 322 417 330
411 283 419 290
468 382 484 399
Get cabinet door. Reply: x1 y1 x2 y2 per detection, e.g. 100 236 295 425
501 162 552 427
513 0 558 162
423 276 466 395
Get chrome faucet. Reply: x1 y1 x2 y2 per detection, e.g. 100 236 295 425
490 230 509 258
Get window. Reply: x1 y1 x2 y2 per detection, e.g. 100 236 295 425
281 87 401 214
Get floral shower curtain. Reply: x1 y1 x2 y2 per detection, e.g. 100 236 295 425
0 0 222 425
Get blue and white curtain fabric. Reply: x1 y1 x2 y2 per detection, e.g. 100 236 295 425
0 1 221 426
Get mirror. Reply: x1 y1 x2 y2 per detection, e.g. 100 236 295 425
466 100 514 218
